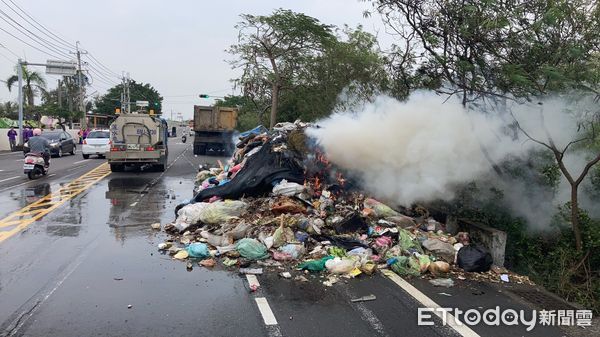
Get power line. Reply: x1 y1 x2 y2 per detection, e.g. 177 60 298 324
0 49 12 62
0 0 122 84
86 69 118 87
0 25 64 59
0 10 74 60
86 63 119 85
84 52 120 78
1 0 74 50
0 41 18 58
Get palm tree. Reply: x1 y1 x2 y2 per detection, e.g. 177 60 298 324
6 64 47 120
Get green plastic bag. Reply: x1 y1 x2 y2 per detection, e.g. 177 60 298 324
364 198 399 217
236 238 269 260
397 229 423 254
297 256 334 272
327 246 347 258
390 256 421 277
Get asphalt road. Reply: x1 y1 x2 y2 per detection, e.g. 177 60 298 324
0 141 576 337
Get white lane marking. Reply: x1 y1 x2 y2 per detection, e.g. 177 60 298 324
67 165 87 172
73 159 89 165
246 274 260 288
0 176 19 183
130 202 137 207
15 159 23 162
381 270 480 337
0 169 4 172
0 174 56 192
255 297 278 326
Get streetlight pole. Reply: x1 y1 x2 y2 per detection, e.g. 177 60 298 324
17 58 23 145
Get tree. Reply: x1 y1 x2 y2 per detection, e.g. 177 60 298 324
6 63 47 119
279 25 389 122
371 0 600 246
369 0 600 104
512 97 600 252
0 101 18 120
215 95 267 131
40 88 78 128
94 80 163 115
229 9 336 128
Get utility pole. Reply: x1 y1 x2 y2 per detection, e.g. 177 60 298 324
70 41 88 129
121 73 130 114
126 73 130 113
57 79 62 109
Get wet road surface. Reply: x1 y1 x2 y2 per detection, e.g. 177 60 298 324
0 142 572 337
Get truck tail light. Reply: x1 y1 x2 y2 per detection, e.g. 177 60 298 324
145 146 154 151
110 145 125 151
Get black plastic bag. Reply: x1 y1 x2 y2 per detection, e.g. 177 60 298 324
334 213 368 234
457 244 493 272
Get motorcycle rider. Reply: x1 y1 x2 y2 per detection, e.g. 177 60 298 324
27 128 50 167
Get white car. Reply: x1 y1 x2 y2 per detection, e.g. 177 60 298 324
82 130 111 159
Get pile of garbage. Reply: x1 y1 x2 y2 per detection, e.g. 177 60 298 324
155 121 531 286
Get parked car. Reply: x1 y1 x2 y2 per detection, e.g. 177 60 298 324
23 130 76 157
81 130 111 159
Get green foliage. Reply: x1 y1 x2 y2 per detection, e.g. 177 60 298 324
214 95 267 131
438 182 600 313
0 101 18 120
372 0 600 100
5 64 47 120
93 80 163 115
229 10 389 126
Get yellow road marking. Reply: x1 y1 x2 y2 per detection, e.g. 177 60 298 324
0 163 111 243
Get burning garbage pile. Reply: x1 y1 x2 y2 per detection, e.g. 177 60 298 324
156 121 533 286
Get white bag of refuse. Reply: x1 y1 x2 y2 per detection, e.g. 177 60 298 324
174 200 248 231
272 179 305 196
175 203 210 231
199 200 248 225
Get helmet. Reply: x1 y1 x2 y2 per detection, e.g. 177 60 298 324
33 128 42 136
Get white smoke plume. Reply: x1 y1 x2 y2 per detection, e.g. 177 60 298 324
307 91 598 228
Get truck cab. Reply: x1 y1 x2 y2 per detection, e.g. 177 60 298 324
106 110 168 172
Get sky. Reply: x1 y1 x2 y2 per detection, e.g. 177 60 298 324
0 0 391 120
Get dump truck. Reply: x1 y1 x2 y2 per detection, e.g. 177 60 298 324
193 105 237 155
106 110 169 172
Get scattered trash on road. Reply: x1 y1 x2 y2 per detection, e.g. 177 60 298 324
152 121 533 290
350 294 377 302
240 268 263 275
429 278 455 288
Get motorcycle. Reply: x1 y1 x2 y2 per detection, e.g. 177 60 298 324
23 153 49 180
181 134 187 143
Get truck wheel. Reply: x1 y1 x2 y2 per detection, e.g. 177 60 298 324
155 163 166 172
82 154 90 159
110 164 124 172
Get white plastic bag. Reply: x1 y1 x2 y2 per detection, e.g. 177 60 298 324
325 257 357 274
272 179 306 196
